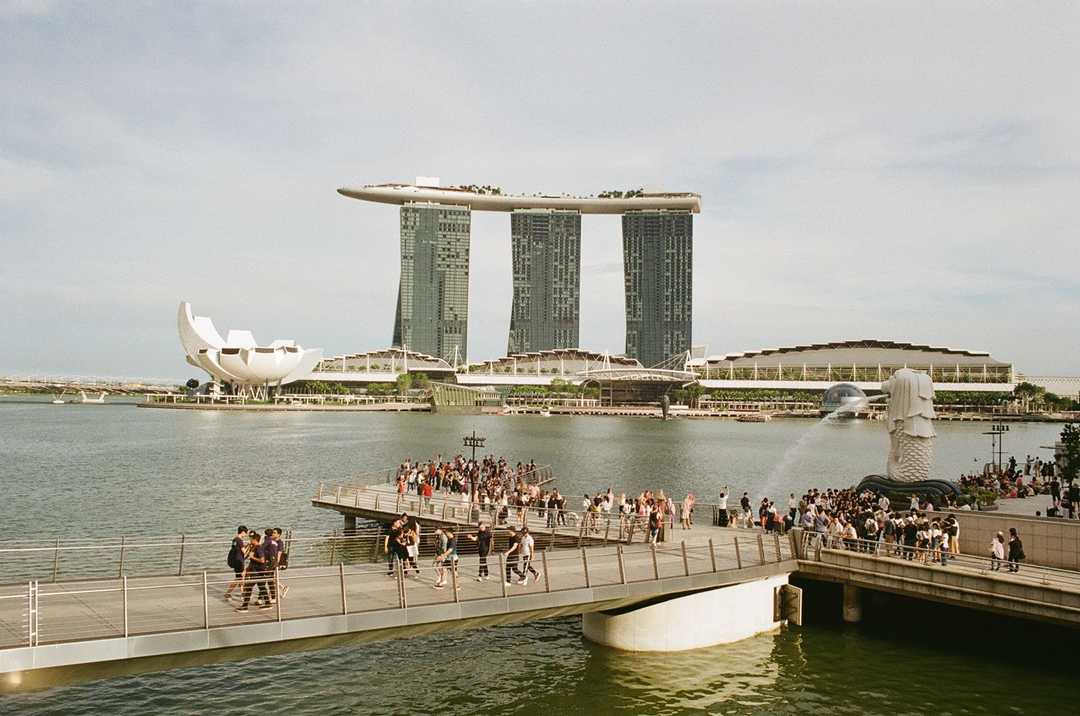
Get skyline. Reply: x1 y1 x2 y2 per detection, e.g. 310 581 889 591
2 3 1079 379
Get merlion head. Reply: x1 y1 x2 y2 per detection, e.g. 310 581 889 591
881 367 936 438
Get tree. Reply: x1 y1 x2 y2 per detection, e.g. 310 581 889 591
411 372 431 390
395 373 413 394
1061 423 1080 485
1013 382 1045 413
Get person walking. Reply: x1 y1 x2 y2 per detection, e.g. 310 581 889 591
224 525 248 602
1007 527 1024 573
236 532 271 612
518 527 540 586
504 526 524 586
432 527 450 589
467 523 493 581
990 532 1005 571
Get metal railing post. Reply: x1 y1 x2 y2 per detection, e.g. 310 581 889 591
375 494 381 511
450 557 460 602
708 538 717 572
681 541 690 576
52 536 60 582
275 569 282 621
317 482 324 499
335 485 343 503
541 549 551 593
396 559 406 609
118 536 126 578
757 534 766 566
604 518 611 545
617 544 626 584
651 543 659 580
26 581 35 647
177 534 186 576
122 576 129 637
328 536 337 566
339 563 348 614
498 553 508 598
371 527 383 560
202 571 209 629
774 534 782 562
734 537 743 569
581 548 591 588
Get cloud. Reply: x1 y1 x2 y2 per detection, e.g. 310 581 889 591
0 2 1078 377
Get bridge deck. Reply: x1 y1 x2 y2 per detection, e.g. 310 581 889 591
0 536 795 678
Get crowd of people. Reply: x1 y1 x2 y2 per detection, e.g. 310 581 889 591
959 454 1057 499
716 486 1028 571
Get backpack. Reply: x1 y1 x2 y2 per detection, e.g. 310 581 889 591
227 544 241 569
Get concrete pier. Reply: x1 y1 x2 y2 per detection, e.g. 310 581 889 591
842 583 862 623
583 574 790 650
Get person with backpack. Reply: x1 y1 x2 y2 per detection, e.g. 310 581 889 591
236 532 271 612
224 526 248 602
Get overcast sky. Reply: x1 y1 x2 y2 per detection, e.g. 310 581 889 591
2 1 1078 380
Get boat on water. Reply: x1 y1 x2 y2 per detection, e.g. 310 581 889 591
77 391 107 404
539 409 551 417
51 392 67 405
736 412 771 423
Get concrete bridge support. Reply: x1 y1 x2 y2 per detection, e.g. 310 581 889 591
842 583 862 624
582 574 790 651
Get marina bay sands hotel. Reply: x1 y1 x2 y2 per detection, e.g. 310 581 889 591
337 181 701 367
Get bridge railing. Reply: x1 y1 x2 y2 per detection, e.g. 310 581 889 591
314 481 661 545
0 532 794 651
0 528 399 584
375 463 556 488
796 531 1080 589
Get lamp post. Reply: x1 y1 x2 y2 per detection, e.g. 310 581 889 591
463 430 486 513
983 423 1010 472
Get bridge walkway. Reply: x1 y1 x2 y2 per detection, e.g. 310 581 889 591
0 533 795 678
795 532 1080 626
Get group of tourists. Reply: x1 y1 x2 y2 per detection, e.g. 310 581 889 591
223 525 289 612
381 513 543 588
724 486 1028 572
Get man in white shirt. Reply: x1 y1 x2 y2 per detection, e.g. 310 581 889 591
518 528 540 585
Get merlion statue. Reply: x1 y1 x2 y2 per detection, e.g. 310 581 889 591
881 368 936 482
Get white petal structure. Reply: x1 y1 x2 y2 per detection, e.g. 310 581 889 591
178 302 322 386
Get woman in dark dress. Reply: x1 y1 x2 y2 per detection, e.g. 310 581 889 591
1007 527 1024 573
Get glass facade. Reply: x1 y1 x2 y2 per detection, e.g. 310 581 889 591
622 210 693 367
508 210 581 353
394 203 471 362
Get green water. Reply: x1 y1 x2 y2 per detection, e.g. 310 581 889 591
1 399 1074 713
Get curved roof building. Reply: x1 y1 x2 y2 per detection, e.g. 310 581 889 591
689 339 1014 392
337 183 701 214
178 302 323 392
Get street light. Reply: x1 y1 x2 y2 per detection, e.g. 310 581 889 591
462 430 487 523
982 423 1010 471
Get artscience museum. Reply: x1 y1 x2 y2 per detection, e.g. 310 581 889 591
178 302 323 399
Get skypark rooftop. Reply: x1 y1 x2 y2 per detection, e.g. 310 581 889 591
337 182 702 214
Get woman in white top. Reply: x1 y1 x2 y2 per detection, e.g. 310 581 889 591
990 532 1005 571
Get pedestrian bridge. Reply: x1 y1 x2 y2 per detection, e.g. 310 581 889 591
6 494 1080 692
0 527 795 691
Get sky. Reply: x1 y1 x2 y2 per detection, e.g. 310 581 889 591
2 1 1078 380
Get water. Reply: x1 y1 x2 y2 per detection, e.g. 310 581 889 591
1 398 1074 713
760 394 888 498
